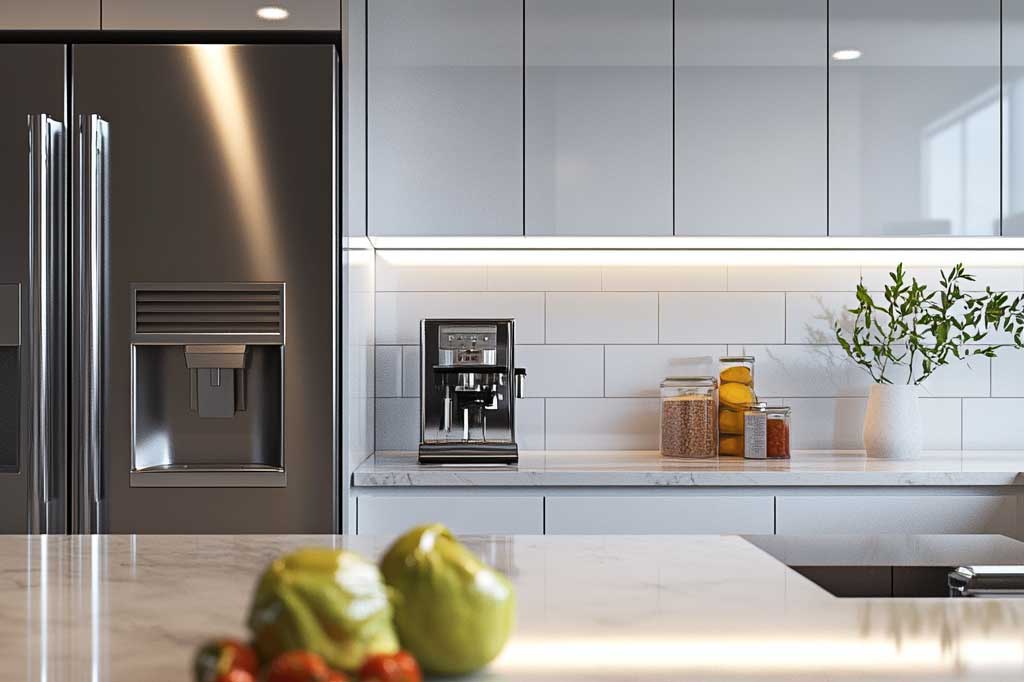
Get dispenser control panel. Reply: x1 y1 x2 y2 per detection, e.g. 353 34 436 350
438 324 498 366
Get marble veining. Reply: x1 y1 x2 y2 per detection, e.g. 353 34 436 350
4 534 1024 681
353 450 1024 487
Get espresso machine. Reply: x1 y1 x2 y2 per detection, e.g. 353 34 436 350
419 319 526 464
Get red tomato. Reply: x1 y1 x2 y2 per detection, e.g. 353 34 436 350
266 651 332 682
325 671 351 682
194 638 260 682
358 651 422 682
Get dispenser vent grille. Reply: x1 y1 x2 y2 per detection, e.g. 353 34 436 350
132 283 284 340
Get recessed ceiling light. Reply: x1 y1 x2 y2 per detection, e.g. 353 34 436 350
256 6 290 21
832 49 862 61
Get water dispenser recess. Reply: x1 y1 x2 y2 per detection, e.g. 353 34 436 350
129 282 285 486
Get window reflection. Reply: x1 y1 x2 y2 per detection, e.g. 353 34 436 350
922 88 999 235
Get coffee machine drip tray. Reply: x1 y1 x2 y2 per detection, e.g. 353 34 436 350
419 442 519 465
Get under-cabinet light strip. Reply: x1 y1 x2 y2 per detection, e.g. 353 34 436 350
376 247 1024 268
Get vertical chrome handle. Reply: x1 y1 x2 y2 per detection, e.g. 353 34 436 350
514 368 527 399
26 114 66 534
74 114 108 534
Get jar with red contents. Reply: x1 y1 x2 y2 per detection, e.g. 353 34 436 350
765 407 791 458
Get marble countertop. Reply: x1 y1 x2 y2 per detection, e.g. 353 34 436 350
6 533 1024 681
353 450 1024 487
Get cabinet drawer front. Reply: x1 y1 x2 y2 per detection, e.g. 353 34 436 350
356 496 544 535
545 496 774 535
776 495 1019 535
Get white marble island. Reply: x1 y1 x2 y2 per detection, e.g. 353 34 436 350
351 451 1024 537
5 533 1024 681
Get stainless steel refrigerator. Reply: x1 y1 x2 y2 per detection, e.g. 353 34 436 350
0 43 339 533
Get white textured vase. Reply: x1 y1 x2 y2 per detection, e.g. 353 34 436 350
863 384 923 459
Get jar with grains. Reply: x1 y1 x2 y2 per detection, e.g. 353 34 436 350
765 407 791 459
660 377 718 459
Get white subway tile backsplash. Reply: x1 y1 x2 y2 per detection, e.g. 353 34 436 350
963 398 1024 449
488 266 601 291
401 346 420 397
372 257 1017 452
993 349 1024 397
783 397 961 450
375 292 545 344
516 345 604 397
859 266 1023 292
601 266 726 292
376 258 487 291
546 398 660 450
518 398 546 450
914 358 990 398
729 266 860 292
374 346 402 398
730 345 872 398
604 345 725 397
786 292 856 344
375 398 419 451
660 293 785 344
546 293 659 344
784 397 867 450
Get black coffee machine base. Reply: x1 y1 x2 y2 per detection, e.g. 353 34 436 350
418 442 519 465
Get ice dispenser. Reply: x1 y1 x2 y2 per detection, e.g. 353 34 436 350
130 283 285 486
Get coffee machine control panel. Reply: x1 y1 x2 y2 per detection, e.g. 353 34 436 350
438 324 498 367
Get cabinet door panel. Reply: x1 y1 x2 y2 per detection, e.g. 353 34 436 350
545 495 774 534
368 0 523 236
0 0 99 29
829 0 1000 236
102 0 339 30
675 0 826 236
526 0 673 235
776 495 1018 535
1005 1 1024 235
356 496 544 535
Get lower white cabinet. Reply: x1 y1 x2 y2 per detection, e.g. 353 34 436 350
544 496 774 535
357 495 544 535
775 495 1020 536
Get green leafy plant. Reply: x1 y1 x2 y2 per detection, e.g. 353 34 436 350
835 263 1024 385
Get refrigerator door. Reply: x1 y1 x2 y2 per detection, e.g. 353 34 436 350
72 44 339 533
0 46 68 534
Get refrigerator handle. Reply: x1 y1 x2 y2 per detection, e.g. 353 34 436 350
27 115 66 534
74 114 109 534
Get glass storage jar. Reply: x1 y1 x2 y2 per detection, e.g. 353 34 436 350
765 406 791 458
660 377 718 459
718 356 757 456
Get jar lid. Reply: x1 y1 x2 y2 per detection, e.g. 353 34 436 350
720 355 755 363
764 406 790 415
661 376 717 387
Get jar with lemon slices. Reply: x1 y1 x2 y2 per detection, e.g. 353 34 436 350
718 356 756 456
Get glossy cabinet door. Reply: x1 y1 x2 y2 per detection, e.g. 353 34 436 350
829 0 1000 236
368 0 523 236
526 0 672 236
1005 1 1024 235
0 0 99 28
675 0 826 236
101 0 340 30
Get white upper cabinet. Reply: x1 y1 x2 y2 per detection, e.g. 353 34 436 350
829 0 1000 236
0 0 100 29
675 0 827 236
525 0 673 236
101 1 340 30
1005 1 1024 235
368 0 524 236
